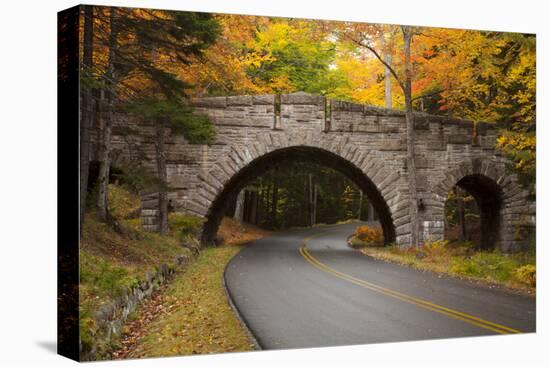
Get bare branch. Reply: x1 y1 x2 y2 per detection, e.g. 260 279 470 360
347 33 405 91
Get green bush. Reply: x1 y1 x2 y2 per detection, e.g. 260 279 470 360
422 239 449 258
79 308 96 352
450 259 484 278
515 264 536 286
450 252 521 282
169 213 204 238
80 252 139 299
107 184 141 220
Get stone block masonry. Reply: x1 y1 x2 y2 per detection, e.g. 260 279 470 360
101 92 534 252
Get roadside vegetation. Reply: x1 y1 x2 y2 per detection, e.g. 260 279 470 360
114 244 255 358
350 224 536 294
80 183 269 359
80 184 197 356
112 217 269 359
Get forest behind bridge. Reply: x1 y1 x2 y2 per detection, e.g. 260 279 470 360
77 6 535 236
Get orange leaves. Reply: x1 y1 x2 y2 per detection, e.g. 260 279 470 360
355 225 384 245
175 14 277 96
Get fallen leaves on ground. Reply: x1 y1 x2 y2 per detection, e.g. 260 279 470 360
112 245 257 359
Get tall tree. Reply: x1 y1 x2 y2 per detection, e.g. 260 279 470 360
340 24 420 246
271 182 279 227
126 98 216 233
246 19 346 95
90 8 220 231
234 189 245 222
381 26 395 109
357 190 363 220
96 7 118 222
79 5 94 233
402 26 420 247
123 11 220 233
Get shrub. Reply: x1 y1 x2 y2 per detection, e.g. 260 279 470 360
349 236 369 248
80 252 139 298
450 259 484 278
515 264 536 286
475 253 519 281
107 184 141 220
354 225 384 246
451 252 521 282
168 213 204 238
422 239 449 258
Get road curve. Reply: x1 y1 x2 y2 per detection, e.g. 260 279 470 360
224 223 535 350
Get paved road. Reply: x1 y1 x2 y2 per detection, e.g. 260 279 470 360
224 223 536 349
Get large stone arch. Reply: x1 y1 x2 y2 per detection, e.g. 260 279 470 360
429 158 534 252
191 130 406 246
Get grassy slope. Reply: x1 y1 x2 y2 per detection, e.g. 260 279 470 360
81 183 270 358
122 245 253 358
350 226 535 294
79 214 191 319
79 185 195 355
114 217 271 358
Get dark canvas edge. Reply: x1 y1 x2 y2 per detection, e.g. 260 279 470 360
57 4 81 362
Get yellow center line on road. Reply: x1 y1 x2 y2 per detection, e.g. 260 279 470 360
298 239 522 335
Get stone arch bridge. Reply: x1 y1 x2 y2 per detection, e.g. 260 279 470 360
107 92 535 252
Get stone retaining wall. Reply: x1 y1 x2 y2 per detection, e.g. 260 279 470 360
80 254 189 361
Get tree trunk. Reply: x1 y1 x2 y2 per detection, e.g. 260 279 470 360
308 174 314 226
80 5 93 234
96 8 118 222
243 191 250 223
254 192 260 225
234 189 245 222
155 120 169 234
402 26 419 247
456 187 467 241
312 184 318 226
357 190 363 220
306 175 311 226
264 184 271 225
96 88 112 221
271 183 278 228
381 29 393 109
367 202 375 221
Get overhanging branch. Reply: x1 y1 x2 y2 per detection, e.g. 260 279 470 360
348 33 405 92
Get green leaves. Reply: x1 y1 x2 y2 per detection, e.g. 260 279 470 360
124 96 216 144
496 130 536 193
170 112 216 144
246 20 345 95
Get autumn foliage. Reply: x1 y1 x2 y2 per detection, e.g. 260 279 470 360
83 8 536 194
354 225 384 246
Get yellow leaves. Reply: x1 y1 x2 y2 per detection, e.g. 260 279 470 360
497 132 535 151
255 21 292 50
496 131 536 176
114 245 255 358
243 51 274 69
266 75 292 93
330 51 397 107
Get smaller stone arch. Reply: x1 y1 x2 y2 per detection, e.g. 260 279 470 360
431 158 533 252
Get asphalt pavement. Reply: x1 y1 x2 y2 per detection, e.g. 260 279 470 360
224 222 536 350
